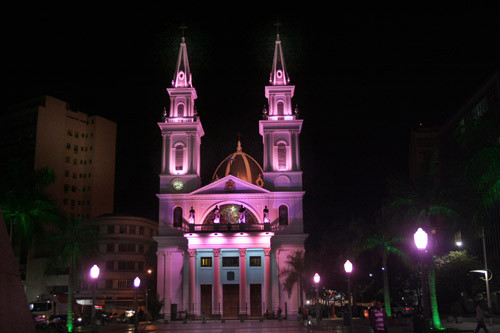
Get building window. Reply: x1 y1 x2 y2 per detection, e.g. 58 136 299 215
66 156 70 163
118 243 136 252
175 145 184 171
173 207 183 227
106 243 114 252
277 101 284 116
278 143 287 170
279 205 288 225
138 262 144 272
201 257 212 267
119 225 127 233
129 225 136 234
138 244 144 253
66 143 71 149
249 256 261 266
117 279 132 289
177 103 185 117
64 170 69 177
105 279 113 289
139 226 145 235
118 261 135 271
106 261 114 271
107 225 114 234
222 257 239 267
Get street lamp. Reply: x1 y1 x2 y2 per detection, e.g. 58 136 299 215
414 228 430 333
471 268 493 326
134 276 141 333
145 269 152 323
344 260 353 333
89 264 100 333
314 273 320 326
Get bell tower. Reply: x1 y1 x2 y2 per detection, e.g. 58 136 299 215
259 34 303 191
158 36 204 193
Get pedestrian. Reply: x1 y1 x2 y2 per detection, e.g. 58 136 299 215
370 301 389 332
474 301 489 333
277 306 282 319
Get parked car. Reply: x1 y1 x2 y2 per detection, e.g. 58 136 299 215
392 304 415 317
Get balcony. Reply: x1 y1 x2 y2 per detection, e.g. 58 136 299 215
181 221 281 233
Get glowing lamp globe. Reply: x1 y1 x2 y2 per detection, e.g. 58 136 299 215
344 260 353 274
134 277 141 288
90 265 100 279
414 228 428 250
313 273 320 284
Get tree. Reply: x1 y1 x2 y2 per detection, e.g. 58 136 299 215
434 250 483 313
0 167 59 244
385 165 460 330
279 250 305 308
361 210 407 318
47 216 99 333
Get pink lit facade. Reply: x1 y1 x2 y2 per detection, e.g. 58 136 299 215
155 35 307 320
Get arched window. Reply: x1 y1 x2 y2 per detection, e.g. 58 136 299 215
277 143 287 170
175 145 184 171
177 103 185 117
277 101 284 116
279 205 288 225
173 207 183 227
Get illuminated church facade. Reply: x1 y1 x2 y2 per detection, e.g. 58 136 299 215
155 34 307 319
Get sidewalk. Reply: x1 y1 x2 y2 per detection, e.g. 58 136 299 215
39 315 500 332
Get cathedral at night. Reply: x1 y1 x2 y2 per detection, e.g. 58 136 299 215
154 34 307 319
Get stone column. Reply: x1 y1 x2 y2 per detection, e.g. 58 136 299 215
213 249 221 316
264 248 272 312
238 248 247 317
156 250 165 315
188 249 196 315
161 131 171 174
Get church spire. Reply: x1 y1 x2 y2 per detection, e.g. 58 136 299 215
269 33 290 86
172 35 192 88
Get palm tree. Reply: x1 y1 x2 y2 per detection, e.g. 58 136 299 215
0 167 59 244
386 167 459 330
362 223 407 318
279 250 305 308
47 216 99 332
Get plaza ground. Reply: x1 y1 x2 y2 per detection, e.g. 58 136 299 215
38 315 500 332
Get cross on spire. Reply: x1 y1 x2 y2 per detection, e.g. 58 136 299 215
179 25 188 39
274 19 282 40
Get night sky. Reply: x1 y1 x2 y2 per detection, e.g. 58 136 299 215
5 9 500 249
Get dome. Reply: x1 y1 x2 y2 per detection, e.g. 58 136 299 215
212 141 264 187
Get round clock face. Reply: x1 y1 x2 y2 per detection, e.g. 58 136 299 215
173 180 184 191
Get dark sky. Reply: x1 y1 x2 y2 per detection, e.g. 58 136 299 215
6 9 500 246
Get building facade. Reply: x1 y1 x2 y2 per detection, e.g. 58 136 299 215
155 35 307 320
2 95 116 220
78 215 158 313
2 96 117 303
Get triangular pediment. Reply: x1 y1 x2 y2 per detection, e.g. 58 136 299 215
191 175 270 195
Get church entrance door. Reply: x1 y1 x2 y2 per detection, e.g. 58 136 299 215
250 284 262 317
200 284 212 317
222 284 239 318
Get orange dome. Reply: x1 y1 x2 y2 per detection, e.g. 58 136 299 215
212 141 264 187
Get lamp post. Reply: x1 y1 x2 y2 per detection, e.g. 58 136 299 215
89 264 100 333
481 226 493 326
145 269 152 323
314 273 320 326
344 260 353 333
414 228 430 333
134 276 141 333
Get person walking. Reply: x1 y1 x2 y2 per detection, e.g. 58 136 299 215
370 301 389 333
474 301 489 333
